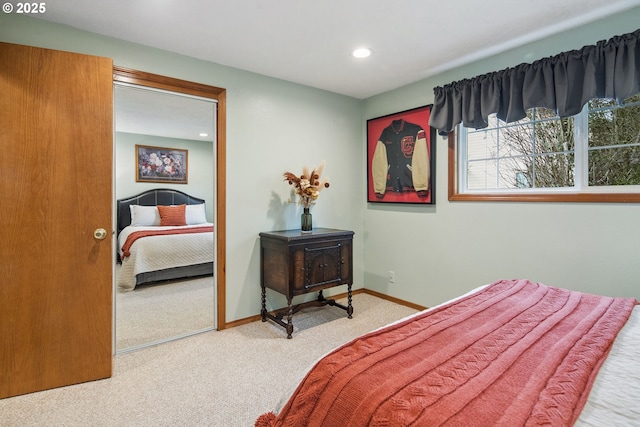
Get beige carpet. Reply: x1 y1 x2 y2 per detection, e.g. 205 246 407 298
116 275 215 351
0 293 418 427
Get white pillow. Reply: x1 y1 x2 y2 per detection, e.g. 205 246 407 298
130 205 161 226
186 204 208 225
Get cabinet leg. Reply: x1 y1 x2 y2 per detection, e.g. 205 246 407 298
286 297 294 339
261 286 267 322
347 284 353 319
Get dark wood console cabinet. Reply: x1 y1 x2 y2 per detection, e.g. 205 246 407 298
259 228 354 338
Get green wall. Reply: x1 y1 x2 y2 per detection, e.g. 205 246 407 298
115 132 215 222
363 8 640 306
2 8 638 323
1 13 364 323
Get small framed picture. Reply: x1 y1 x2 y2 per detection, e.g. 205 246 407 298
366 105 436 204
135 145 188 184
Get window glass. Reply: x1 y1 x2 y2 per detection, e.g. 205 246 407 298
455 93 640 201
587 94 640 186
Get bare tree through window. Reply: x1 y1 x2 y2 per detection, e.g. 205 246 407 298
464 94 640 191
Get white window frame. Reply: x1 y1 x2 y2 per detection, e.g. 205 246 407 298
449 103 640 203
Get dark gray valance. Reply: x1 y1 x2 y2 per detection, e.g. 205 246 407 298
429 29 640 136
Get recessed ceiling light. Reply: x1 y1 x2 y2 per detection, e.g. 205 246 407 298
352 48 373 59
199 133 209 137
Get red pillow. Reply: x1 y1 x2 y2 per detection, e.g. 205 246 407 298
157 204 187 226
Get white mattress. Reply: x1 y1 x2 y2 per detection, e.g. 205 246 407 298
576 304 640 425
117 224 214 292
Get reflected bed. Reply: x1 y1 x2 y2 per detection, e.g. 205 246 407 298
116 188 214 291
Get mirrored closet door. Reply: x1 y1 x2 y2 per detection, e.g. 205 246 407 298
114 82 217 353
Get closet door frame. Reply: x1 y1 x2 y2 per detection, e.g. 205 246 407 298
113 66 227 331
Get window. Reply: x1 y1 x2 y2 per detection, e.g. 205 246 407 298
450 94 640 202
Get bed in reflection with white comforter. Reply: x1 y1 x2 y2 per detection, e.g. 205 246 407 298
116 189 214 292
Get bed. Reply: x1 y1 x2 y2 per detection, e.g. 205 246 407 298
256 279 639 427
116 188 214 291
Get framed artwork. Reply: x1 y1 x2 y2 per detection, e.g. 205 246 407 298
136 144 188 184
366 105 436 204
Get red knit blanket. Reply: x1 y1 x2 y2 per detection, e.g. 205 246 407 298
120 226 213 259
255 280 637 427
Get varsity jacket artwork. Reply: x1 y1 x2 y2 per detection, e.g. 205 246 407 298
371 119 430 198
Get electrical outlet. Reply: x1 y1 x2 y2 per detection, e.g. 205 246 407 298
388 270 395 284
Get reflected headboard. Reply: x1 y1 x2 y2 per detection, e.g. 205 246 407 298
116 188 206 237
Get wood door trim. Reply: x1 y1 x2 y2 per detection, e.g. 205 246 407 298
112 66 227 331
113 66 224 98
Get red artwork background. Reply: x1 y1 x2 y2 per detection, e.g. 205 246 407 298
366 105 435 204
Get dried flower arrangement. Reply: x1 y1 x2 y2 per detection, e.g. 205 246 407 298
283 161 330 209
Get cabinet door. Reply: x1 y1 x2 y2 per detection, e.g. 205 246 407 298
0 42 113 398
304 243 344 289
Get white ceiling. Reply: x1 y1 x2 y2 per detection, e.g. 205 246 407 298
114 84 216 142
37 0 640 100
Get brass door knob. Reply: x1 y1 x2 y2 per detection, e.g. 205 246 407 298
93 228 108 240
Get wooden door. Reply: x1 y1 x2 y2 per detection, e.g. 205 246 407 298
0 42 113 398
